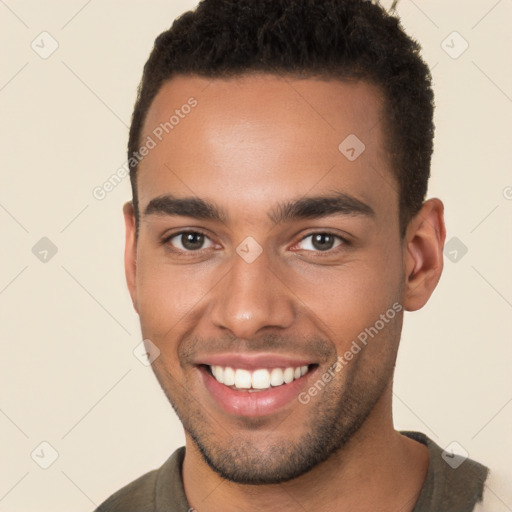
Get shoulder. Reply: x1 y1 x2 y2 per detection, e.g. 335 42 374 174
401 431 489 512
93 448 186 512
473 469 512 512
94 468 159 512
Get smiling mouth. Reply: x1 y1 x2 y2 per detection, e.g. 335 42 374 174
204 364 316 391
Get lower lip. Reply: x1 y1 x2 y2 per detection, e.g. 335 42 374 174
199 366 315 417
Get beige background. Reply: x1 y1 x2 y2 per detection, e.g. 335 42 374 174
1 1 511 510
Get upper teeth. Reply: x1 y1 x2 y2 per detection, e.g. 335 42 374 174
210 365 309 390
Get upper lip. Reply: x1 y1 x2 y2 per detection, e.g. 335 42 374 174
196 352 315 370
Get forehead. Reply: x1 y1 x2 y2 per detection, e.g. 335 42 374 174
137 74 396 220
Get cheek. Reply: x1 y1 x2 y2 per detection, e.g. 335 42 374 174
291 256 401 317
281 249 403 352
135 252 217 340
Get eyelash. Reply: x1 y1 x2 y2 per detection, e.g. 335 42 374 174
160 230 350 255
160 230 214 253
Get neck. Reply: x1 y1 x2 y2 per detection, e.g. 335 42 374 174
182 384 429 512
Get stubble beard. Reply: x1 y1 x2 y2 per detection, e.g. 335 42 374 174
152 354 395 485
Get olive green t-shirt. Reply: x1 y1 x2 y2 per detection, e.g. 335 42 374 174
94 431 488 512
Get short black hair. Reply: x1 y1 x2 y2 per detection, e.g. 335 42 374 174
128 0 434 234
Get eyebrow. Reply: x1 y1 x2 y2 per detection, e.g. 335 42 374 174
268 192 375 223
143 192 375 224
144 195 227 222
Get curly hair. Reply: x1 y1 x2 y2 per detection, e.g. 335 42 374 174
128 0 434 234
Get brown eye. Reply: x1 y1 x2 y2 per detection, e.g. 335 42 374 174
168 231 213 251
297 233 344 252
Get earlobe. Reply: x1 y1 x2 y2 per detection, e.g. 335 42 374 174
123 201 139 314
403 198 446 312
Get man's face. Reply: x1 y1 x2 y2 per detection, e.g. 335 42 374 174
127 74 407 483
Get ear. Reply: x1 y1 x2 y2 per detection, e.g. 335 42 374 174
403 198 446 312
123 201 139 314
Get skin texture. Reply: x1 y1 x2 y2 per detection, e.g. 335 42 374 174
123 74 446 511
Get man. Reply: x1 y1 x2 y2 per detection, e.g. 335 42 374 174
96 1 491 510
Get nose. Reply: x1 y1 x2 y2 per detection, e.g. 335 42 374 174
209 248 295 339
